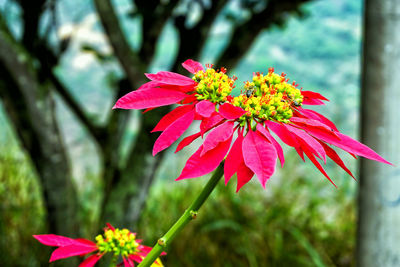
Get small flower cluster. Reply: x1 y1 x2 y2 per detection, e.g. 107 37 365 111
114 59 390 192
34 223 165 267
231 68 303 123
96 228 139 258
193 65 236 103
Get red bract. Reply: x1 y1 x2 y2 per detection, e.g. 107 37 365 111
33 224 165 267
114 59 237 155
176 69 391 191
113 61 391 192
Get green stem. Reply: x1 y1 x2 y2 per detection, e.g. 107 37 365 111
137 163 225 267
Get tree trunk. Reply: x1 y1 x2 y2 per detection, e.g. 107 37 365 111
357 0 400 266
0 19 78 239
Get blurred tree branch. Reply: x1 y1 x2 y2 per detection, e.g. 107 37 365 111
0 0 314 239
0 12 78 255
216 0 311 69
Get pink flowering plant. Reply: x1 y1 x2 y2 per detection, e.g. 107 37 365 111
35 59 391 266
34 223 165 266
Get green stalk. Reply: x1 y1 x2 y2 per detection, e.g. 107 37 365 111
137 163 224 267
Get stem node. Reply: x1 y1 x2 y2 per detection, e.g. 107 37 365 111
157 238 166 247
190 210 198 220
137 163 224 267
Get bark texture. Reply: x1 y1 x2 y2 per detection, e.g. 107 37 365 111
357 1 400 266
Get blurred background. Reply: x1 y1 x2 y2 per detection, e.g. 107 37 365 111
0 0 398 266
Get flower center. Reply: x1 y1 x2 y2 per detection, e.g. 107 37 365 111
96 228 139 257
231 68 303 123
193 65 236 103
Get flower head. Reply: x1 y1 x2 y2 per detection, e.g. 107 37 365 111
231 68 303 123
113 60 391 192
114 59 237 156
33 223 165 267
174 68 391 191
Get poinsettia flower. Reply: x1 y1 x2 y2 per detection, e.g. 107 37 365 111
176 68 391 191
113 59 238 156
33 223 165 267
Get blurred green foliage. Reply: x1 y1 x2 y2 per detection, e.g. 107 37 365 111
0 115 46 266
139 150 356 267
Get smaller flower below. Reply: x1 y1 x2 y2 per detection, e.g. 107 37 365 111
33 223 165 267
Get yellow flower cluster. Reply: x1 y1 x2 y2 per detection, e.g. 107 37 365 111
193 66 236 103
96 228 139 257
231 69 303 123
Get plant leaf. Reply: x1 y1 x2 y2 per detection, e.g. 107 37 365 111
114 87 187 109
176 136 232 180
33 234 76 247
152 105 194 132
219 103 246 120
49 244 98 262
145 71 195 86
175 132 201 153
153 110 195 156
201 121 234 156
79 254 103 267
256 124 285 167
224 130 244 184
182 59 204 74
242 130 277 188
195 100 215 118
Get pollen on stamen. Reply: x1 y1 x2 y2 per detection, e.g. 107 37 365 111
192 65 236 103
231 68 304 123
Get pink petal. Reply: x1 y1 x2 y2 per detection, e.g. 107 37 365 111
265 120 298 147
33 234 76 247
123 256 134 267
160 83 195 93
290 117 335 132
181 94 197 104
136 81 163 91
242 130 277 188
200 112 224 136
302 98 325 105
295 146 305 161
224 130 244 184
219 103 246 120
182 59 204 74
106 223 115 231
256 124 285 168
79 254 103 267
50 244 98 262
145 71 196 86
314 132 392 165
74 239 97 247
114 87 187 110
236 162 254 192
319 141 355 179
129 254 144 264
195 100 215 118
302 145 337 187
201 121 234 156
176 136 232 180
153 110 195 155
290 117 339 140
175 132 201 153
297 108 338 131
152 105 194 132
143 108 155 113
285 125 326 162
301 91 329 101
